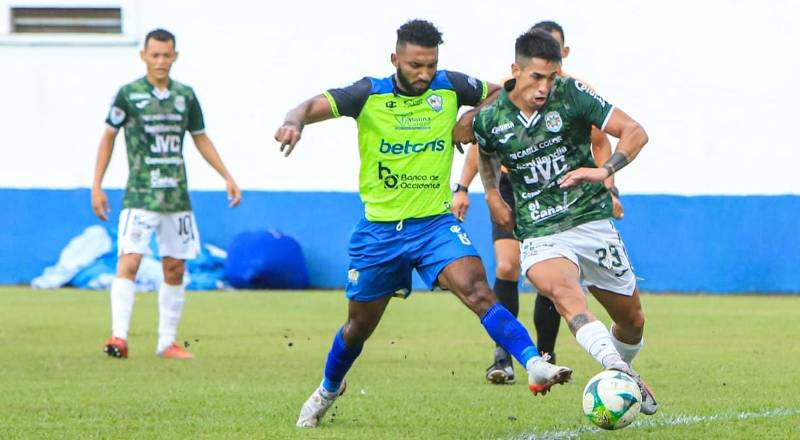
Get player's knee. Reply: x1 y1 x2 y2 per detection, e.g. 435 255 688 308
495 259 520 280
463 282 496 316
116 254 141 279
343 319 375 345
162 259 185 285
618 309 645 332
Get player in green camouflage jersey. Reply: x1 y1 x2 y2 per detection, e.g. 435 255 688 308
453 21 625 384
474 30 657 415
276 20 572 429
91 29 241 360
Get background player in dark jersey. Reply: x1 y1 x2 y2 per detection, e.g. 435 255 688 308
473 30 657 415
92 29 241 360
275 20 572 429
451 21 624 384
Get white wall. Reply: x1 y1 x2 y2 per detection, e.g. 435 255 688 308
1 0 798 194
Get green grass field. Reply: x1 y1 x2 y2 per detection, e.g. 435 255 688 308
0 287 798 439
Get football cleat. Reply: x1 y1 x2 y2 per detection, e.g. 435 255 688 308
485 359 515 384
296 381 347 428
103 336 128 359
609 361 658 415
527 354 572 395
157 343 195 360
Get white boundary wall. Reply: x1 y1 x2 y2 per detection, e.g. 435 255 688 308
1 0 798 194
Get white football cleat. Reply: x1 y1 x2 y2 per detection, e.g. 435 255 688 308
609 361 658 415
296 381 346 428
527 355 572 395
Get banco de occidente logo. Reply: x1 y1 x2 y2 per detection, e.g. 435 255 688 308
378 162 398 189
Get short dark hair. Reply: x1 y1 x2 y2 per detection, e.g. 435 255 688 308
144 28 176 49
396 19 443 48
515 30 562 64
531 20 565 44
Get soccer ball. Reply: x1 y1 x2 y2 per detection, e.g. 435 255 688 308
582 369 642 430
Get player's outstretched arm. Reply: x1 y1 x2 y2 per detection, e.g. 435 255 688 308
560 108 648 188
477 149 514 232
452 83 501 150
191 133 241 208
450 144 479 221
91 127 119 221
275 95 335 157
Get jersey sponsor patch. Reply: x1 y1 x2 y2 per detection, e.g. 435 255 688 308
574 80 607 107
545 111 563 133
491 121 514 134
498 132 515 144
427 94 443 112
174 95 186 113
109 106 126 125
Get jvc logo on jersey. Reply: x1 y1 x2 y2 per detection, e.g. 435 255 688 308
151 134 182 153
378 162 398 189
379 138 446 155
523 155 568 185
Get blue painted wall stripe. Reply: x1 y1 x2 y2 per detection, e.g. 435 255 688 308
1 189 797 293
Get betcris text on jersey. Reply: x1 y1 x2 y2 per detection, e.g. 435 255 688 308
379 138 446 154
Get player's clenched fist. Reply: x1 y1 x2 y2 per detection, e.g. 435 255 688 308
275 122 302 157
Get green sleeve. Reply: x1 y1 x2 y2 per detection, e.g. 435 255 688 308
187 89 206 134
567 79 614 130
104 87 129 129
472 110 495 154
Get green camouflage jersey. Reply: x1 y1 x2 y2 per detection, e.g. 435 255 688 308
473 76 614 239
105 77 205 212
324 71 488 221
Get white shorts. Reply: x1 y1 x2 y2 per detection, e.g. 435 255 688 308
117 208 200 260
520 219 637 296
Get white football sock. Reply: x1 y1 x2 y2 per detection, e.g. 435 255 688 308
110 277 135 339
157 282 185 353
575 320 623 369
610 324 643 365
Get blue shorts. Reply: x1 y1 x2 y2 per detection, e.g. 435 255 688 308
345 214 481 302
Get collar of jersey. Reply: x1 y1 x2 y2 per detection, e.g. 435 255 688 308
142 76 173 100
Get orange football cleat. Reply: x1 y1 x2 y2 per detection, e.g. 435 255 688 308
158 343 195 359
103 336 128 359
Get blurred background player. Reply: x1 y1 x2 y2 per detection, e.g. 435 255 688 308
91 29 241 360
451 20 624 384
275 19 572 429
473 29 657 415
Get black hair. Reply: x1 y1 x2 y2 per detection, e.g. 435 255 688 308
396 19 443 48
515 30 562 63
531 20 565 44
144 28 176 49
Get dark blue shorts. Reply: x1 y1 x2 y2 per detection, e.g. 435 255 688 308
345 214 481 302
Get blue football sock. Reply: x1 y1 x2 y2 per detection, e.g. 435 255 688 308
481 303 540 366
322 328 363 393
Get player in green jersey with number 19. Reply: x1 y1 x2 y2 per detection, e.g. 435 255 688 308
473 30 658 415
92 29 241 360
275 20 572 429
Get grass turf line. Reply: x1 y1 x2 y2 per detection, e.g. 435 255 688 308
0 288 798 439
